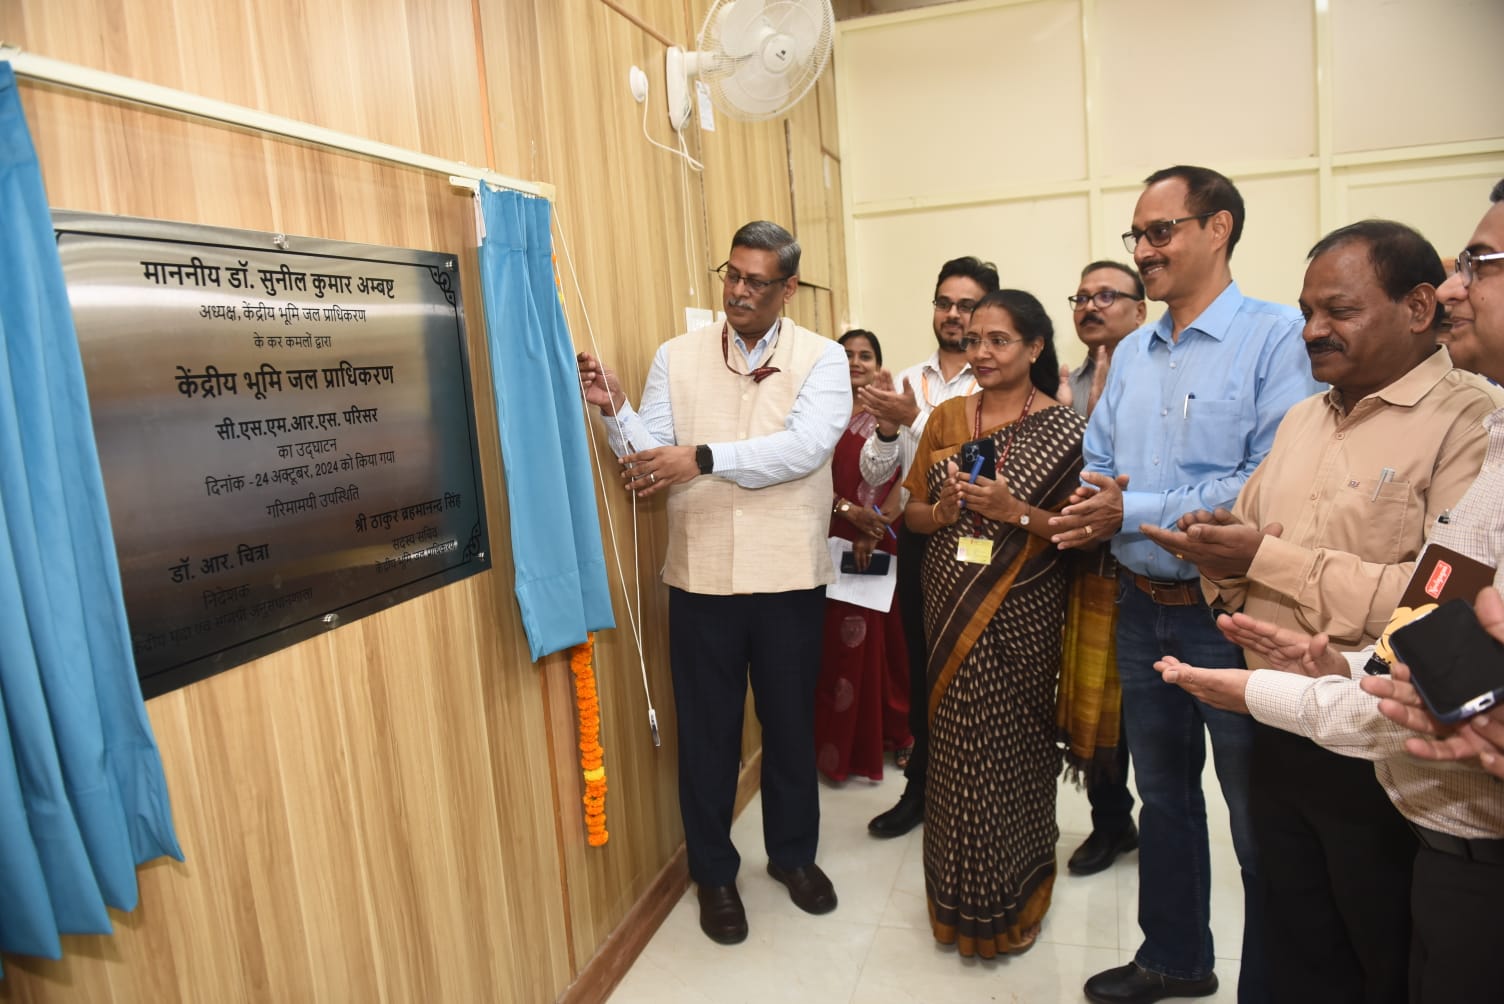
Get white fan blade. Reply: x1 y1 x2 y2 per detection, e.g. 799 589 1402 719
765 1 822 66
719 57 791 117
718 0 770 58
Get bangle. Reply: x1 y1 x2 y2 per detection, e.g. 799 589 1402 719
876 428 899 443
931 502 950 526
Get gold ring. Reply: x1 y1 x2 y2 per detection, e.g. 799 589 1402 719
1175 552 1185 560
650 473 657 484
1083 525 1093 536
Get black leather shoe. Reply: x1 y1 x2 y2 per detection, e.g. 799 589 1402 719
697 883 748 945
766 861 837 914
867 793 923 838
1067 821 1139 876
1084 962 1218 1004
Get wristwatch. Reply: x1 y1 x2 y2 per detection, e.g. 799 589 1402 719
1016 509 1030 526
696 444 714 475
835 499 851 516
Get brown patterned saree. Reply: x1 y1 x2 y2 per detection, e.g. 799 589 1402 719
903 399 1086 958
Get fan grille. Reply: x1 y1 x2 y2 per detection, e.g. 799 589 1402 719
697 0 833 123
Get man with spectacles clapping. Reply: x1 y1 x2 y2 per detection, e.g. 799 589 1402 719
859 255 1001 840
1052 166 1321 1004
1056 261 1146 881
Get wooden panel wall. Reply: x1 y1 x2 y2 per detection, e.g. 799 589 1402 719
0 0 848 1001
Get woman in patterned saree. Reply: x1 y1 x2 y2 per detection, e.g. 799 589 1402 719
902 289 1086 958
816 329 912 782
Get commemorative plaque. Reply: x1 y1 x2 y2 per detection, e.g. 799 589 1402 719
57 212 491 697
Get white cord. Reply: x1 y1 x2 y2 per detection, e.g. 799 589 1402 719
641 86 704 173
552 203 660 747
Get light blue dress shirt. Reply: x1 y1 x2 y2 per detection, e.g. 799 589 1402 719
603 320 851 488
1083 281 1323 580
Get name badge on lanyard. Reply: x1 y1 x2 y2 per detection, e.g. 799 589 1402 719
955 536 993 564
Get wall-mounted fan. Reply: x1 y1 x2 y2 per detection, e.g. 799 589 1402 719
666 0 834 129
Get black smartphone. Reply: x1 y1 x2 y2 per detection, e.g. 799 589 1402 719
958 437 996 482
839 551 891 576
1389 597 1504 724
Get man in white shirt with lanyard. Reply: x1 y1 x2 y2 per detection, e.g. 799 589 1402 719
860 255 1000 838
578 221 850 946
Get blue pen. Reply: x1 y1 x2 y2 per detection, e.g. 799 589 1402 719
872 504 898 541
960 455 984 510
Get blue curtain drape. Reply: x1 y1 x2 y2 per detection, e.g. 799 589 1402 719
0 62 182 970
477 187 615 660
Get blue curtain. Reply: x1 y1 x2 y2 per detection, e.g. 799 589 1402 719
0 62 182 969
477 187 615 660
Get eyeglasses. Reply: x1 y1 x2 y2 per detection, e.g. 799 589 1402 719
960 335 1024 351
1067 289 1143 310
932 297 979 314
1121 212 1217 253
713 262 789 294
1456 248 1504 287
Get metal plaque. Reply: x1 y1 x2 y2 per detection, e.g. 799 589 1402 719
56 211 491 697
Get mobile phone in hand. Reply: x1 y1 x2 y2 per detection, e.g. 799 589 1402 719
1389 597 1504 724
959 437 996 482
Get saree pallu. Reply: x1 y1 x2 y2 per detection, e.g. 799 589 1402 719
911 402 1085 958
1057 547 1123 785
814 415 911 781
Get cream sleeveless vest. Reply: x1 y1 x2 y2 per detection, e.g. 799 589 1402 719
662 318 835 595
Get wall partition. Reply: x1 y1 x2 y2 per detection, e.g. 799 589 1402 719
835 0 1504 369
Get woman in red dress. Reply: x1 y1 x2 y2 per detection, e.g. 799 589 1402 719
815 330 913 782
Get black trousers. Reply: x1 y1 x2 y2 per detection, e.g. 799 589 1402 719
1250 725 1415 1004
668 585 826 886
897 524 930 799
1409 843 1504 1003
1086 731 1134 834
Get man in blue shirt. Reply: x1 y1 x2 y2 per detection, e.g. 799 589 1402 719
1051 165 1320 1004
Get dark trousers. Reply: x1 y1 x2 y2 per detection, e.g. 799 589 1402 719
1250 725 1415 1004
668 585 826 887
1087 731 1135 834
897 525 929 799
1115 581 1265 1001
1409 844 1504 1003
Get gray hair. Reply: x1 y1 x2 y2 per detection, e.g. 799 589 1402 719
730 220 801 277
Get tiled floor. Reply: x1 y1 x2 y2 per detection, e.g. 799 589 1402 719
609 760 1246 1004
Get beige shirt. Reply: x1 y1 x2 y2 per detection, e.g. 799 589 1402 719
1238 363 1504 840
1206 348 1502 649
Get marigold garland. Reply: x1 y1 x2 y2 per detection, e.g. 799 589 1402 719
570 633 608 846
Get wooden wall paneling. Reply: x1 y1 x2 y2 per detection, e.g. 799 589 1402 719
4 4 573 1001
786 282 825 336
787 96 831 290
698 113 797 256
824 153 849 330
815 57 838 158
528 0 701 972
1 0 854 997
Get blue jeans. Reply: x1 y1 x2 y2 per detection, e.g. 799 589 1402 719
1115 579 1266 1002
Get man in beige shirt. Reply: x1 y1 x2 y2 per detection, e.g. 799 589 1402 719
1155 181 1504 1004
1143 219 1500 1004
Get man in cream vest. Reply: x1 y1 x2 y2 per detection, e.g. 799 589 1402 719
577 221 850 945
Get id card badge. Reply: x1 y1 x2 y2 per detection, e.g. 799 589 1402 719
955 536 993 564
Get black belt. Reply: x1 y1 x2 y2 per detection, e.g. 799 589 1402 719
1410 822 1504 866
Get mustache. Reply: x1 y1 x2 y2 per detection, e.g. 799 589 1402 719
1079 313 1104 326
727 298 753 310
1306 338 1341 355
